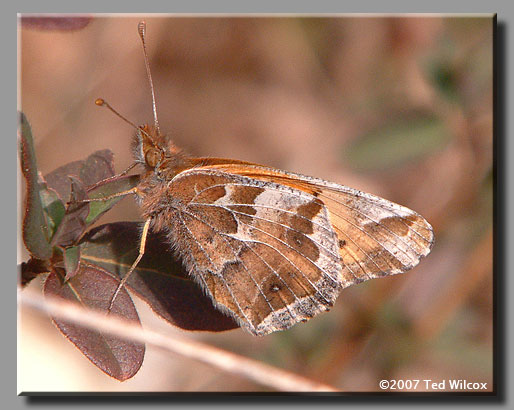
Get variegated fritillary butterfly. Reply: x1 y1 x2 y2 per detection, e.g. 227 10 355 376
91 21 434 336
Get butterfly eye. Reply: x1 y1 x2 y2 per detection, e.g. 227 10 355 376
145 148 161 168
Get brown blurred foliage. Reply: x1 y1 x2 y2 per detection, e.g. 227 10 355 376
19 15 493 392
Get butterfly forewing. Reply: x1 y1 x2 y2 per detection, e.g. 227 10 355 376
188 163 435 288
166 168 344 335
311 184 434 284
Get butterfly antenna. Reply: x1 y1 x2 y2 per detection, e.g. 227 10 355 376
95 98 158 147
94 98 139 129
138 21 161 136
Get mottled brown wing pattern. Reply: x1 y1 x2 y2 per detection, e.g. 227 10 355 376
194 163 435 290
305 183 434 287
166 169 344 336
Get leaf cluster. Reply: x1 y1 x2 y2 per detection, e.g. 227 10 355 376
18 112 237 381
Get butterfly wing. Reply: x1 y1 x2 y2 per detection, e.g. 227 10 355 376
191 160 435 287
166 167 344 336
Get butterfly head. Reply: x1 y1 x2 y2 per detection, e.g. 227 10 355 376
134 124 164 168
133 123 191 181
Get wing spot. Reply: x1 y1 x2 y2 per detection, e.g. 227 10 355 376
270 284 281 292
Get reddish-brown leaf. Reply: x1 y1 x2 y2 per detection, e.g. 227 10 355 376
20 16 92 31
44 266 145 381
80 150 116 187
44 150 139 230
45 150 115 202
50 176 90 247
19 259 50 287
45 161 86 202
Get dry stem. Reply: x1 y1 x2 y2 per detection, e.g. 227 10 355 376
19 288 339 392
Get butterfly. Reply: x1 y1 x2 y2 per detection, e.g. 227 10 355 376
91 21 434 336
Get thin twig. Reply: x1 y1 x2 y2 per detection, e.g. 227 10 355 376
19 288 339 392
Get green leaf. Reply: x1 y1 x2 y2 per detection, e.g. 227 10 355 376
80 222 239 332
18 112 53 259
345 115 451 172
63 245 81 281
38 181 66 241
44 266 145 381
85 174 140 225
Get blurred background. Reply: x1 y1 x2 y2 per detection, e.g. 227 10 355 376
18 15 493 392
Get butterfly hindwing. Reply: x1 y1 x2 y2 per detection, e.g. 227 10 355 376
166 167 344 335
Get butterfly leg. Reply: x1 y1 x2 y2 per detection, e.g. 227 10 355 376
86 162 138 191
108 217 151 311
79 187 139 203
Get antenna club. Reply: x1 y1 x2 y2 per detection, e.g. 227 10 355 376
138 21 146 39
95 98 106 106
